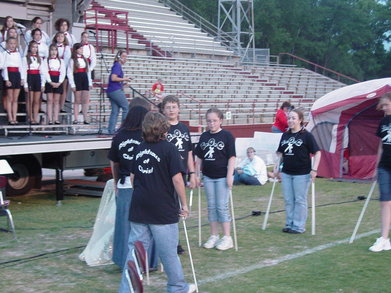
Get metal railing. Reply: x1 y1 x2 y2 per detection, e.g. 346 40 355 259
278 52 360 84
159 0 240 53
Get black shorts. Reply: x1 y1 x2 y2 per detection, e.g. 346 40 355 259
6 71 21 89
0 70 3 91
27 73 42 92
45 74 64 94
74 72 89 91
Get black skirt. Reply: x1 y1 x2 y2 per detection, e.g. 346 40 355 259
6 71 21 89
45 74 64 94
27 73 42 92
74 71 89 91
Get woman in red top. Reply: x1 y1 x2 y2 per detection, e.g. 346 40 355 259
272 101 292 133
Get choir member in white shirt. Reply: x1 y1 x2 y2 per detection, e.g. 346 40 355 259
81 32 96 78
24 28 49 59
0 28 23 55
68 43 92 124
2 37 26 125
0 16 16 44
53 18 77 47
52 32 71 114
25 17 51 46
23 41 47 125
45 44 66 125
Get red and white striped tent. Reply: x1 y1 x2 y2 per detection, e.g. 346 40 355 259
307 78 391 179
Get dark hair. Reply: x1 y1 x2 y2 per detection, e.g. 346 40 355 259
54 18 70 32
119 106 148 131
71 42 88 72
6 36 17 45
114 50 126 63
280 101 292 110
52 32 69 46
32 17 43 25
26 41 41 65
81 31 88 38
6 27 17 38
142 112 170 143
31 28 42 40
162 95 180 110
206 107 224 120
1 16 14 35
48 44 59 59
247 147 256 153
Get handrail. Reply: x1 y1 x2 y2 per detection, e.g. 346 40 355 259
279 52 360 84
128 86 158 108
159 0 240 52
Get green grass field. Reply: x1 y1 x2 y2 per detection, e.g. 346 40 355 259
0 178 389 293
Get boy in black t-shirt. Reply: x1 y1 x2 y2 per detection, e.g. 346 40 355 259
118 112 196 293
162 95 197 255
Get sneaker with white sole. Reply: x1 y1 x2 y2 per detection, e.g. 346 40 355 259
203 235 220 249
188 283 197 293
215 235 233 251
369 237 391 252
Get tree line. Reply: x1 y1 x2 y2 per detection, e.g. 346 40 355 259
178 0 390 81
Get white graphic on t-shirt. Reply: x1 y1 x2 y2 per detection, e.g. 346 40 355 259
200 138 225 160
280 137 303 155
167 129 190 151
381 124 391 145
136 149 161 174
119 139 140 161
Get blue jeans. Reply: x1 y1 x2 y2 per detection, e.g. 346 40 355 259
233 171 261 185
281 173 311 232
112 188 132 268
203 176 231 223
118 222 188 293
271 125 283 133
107 89 129 134
378 168 391 201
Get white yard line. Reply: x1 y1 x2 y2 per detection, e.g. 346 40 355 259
198 229 379 285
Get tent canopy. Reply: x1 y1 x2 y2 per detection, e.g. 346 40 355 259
307 78 391 179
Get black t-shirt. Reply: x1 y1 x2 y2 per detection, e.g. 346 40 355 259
194 129 236 179
107 129 143 183
166 122 193 171
129 140 184 224
277 129 320 175
377 115 391 170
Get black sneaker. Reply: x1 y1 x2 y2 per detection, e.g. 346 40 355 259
282 227 291 233
287 229 303 234
177 245 185 255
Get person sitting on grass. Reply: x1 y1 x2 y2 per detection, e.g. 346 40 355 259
234 147 268 186
118 112 196 293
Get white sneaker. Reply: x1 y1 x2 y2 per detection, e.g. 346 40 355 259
187 283 197 293
203 234 220 249
369 237 391 252
216 235 234 251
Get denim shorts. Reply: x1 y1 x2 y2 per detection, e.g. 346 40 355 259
378 168 391 201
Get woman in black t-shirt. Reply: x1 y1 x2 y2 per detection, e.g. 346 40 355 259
275 109 321 234
108 106 148 268
118 112 195 293
369 93 391 252
195 108 236 251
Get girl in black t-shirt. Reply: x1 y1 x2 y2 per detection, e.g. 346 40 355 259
369 93 391 252
118 112 195 293
195 108 236 251
275 109 321 234
108 106 148 268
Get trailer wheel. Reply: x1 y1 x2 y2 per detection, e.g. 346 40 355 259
6 156 41 196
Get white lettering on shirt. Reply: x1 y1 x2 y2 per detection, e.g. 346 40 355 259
200 138 225 160
381 124 391 145
280 137 303 155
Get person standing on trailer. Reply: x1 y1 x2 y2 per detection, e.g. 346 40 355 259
80 32 96 79
274 108 321 234
45 44 66 125
25 17 51 46
2 37 25 125
52 32 71 114
369 93 391 252
53 18 77 47
194 107 236 251
23 41 46 124
67 43 92 124
24 28 49 59
107 50 132 134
